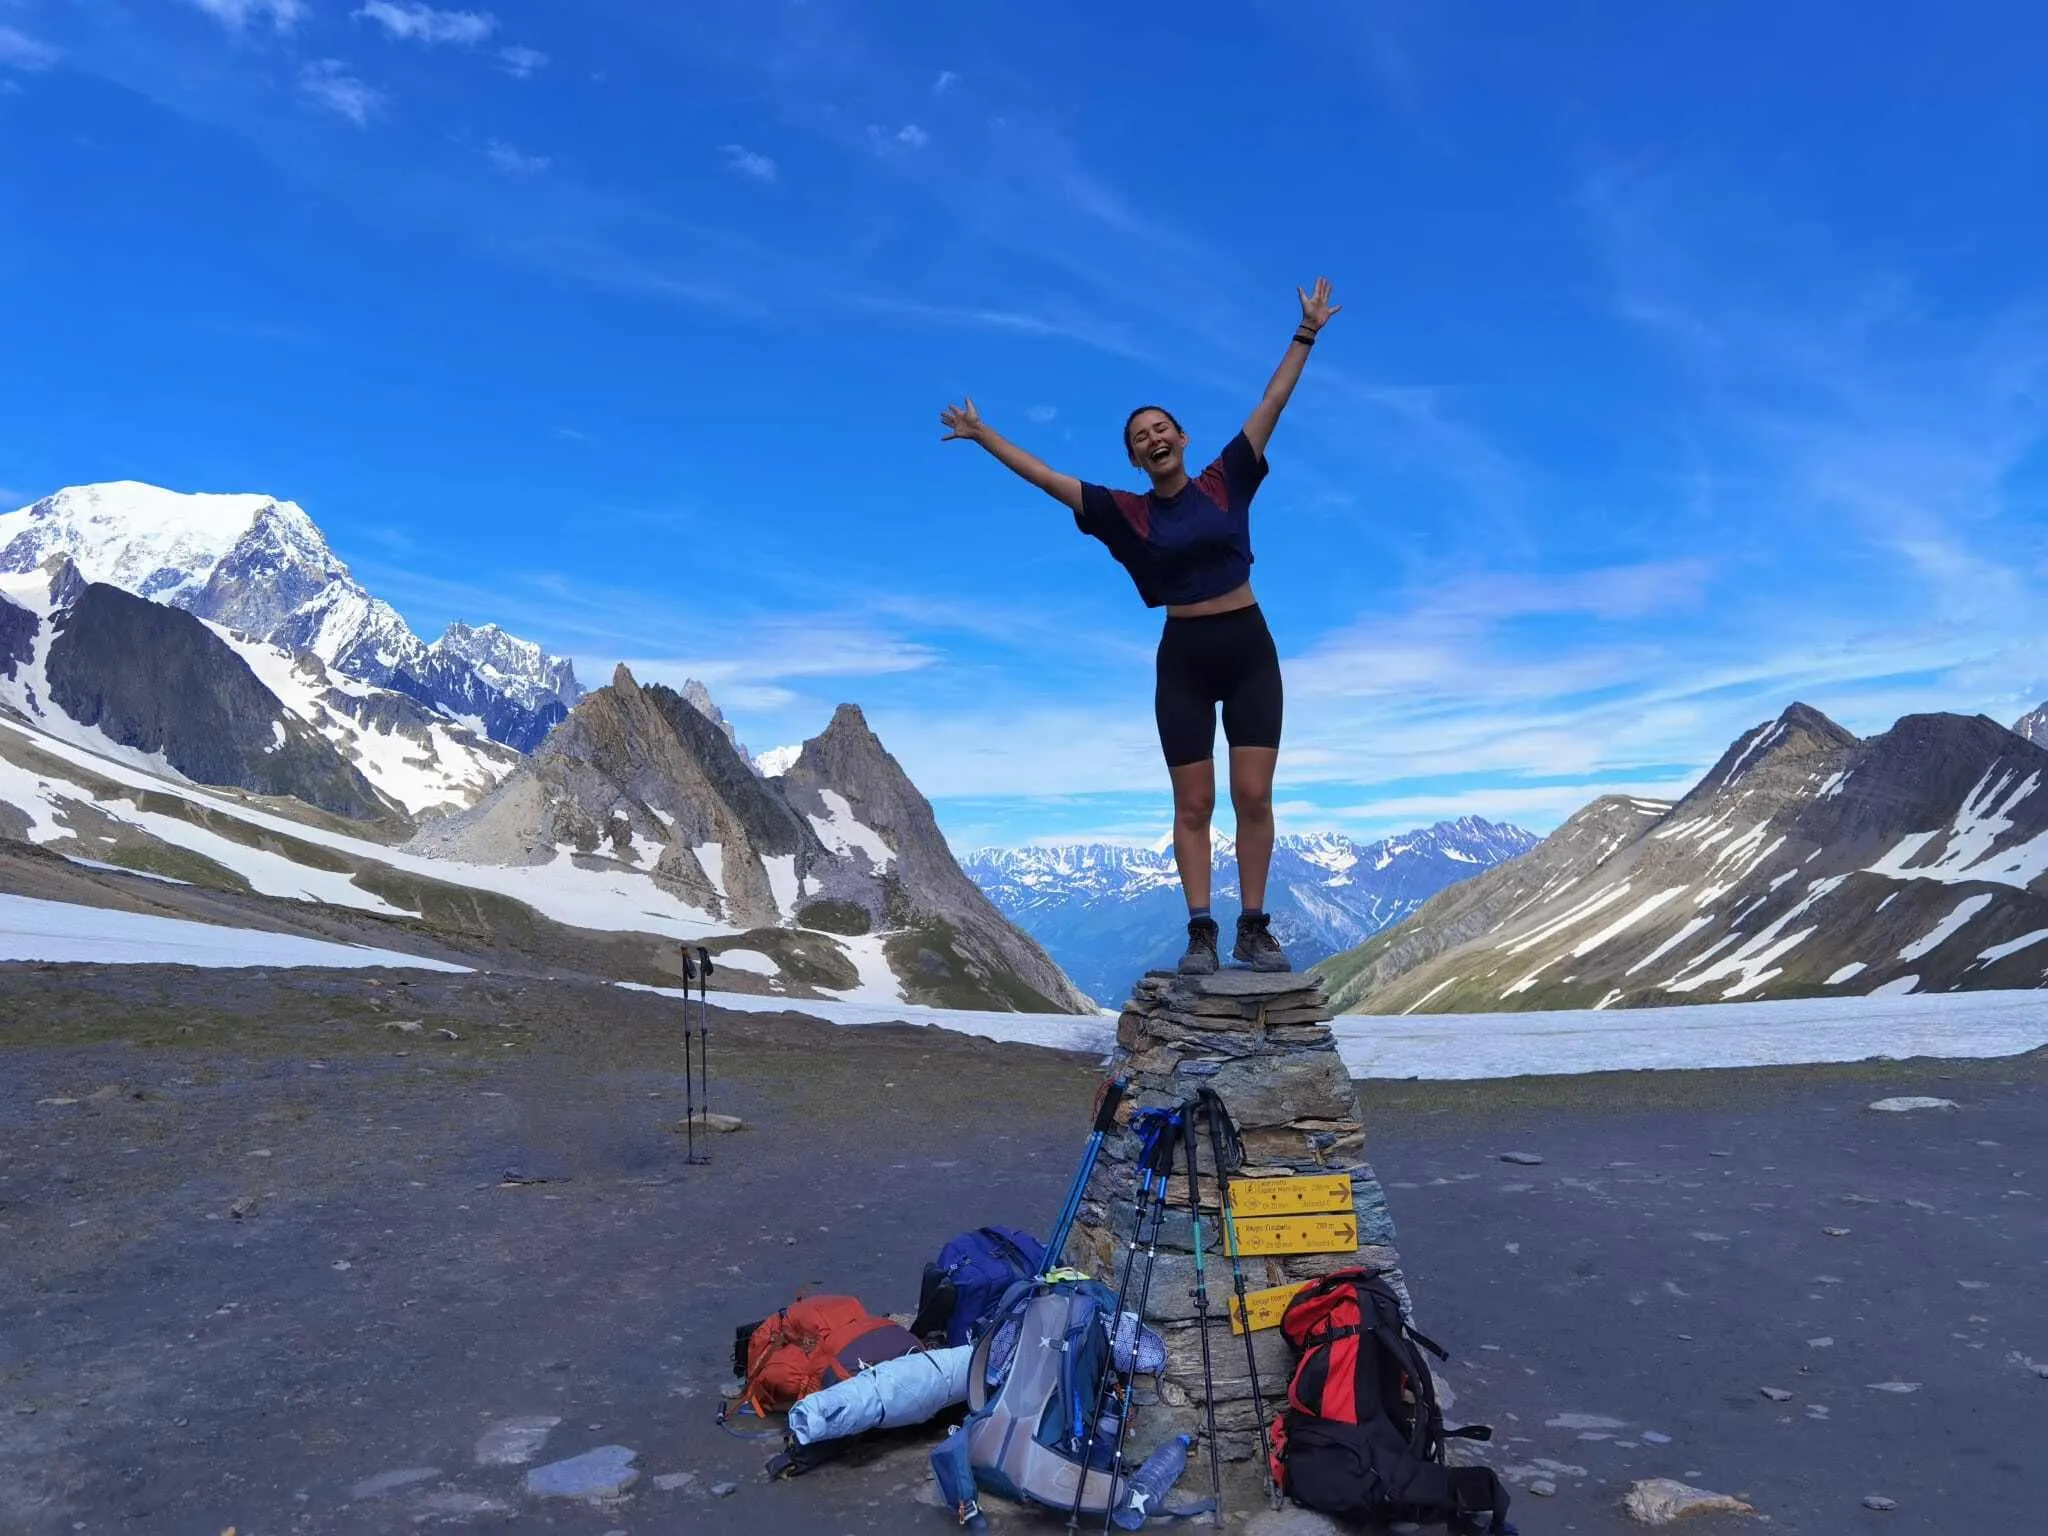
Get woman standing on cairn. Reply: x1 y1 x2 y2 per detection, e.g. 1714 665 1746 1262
940 278 1340 975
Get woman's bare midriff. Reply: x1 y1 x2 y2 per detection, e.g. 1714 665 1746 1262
1166 582 1257 619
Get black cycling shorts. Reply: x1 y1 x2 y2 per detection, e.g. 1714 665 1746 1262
1154 604 1284 768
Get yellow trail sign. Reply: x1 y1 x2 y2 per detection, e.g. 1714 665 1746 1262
1228 1174 1353 1217
1227 1279 1311 1334
1225 1213 1357 1257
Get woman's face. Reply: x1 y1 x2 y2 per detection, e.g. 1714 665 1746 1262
1126 411 1188 480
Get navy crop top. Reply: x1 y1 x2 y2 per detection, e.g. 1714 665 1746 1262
1074 432 1269 608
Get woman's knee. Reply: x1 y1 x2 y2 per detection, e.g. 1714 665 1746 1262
1230 779 1273 819
1174 785 1216 826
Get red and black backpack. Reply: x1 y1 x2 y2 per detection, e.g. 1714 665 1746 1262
1269 1268 1514 1534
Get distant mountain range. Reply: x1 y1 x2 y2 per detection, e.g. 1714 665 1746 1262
1 483 582 751
1314 701 2048 1012
962 820 1537 1003
0 482 1089 1012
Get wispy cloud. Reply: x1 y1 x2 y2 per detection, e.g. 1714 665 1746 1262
183 0 307 32
933 69 959 93
1025 404 1058 424
719 143 776 181
484 138 549 174
354 2 495 46
0 24 59 70
497 44 547 78
868 122 928 152
297 59 381 124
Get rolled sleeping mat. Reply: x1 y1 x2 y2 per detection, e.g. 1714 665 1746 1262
788 1344 974 1446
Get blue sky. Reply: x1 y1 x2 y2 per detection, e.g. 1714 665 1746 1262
2 1 2044 851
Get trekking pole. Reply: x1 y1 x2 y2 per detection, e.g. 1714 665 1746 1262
696 946 714 1159
681 946 702 1165
1044 1077 1128 1272
1198 1088 1280 1510
1068 1106 1178 1532
1182 1102 1225 1527
1099 1108 1181 1533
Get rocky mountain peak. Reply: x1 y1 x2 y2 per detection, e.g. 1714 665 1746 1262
679 678 757 769
432 621 582 711
2014 699 2047 746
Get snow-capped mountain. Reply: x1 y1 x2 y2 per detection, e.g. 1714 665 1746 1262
2017 699 2047 747
961 819 1537 1004
1315 702 2048 1013
0 483 581 752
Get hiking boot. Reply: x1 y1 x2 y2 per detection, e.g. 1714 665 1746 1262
1233 913 1292 972
1176 917 1221 975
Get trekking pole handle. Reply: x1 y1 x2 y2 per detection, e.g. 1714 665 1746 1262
1092 1076 1128 1133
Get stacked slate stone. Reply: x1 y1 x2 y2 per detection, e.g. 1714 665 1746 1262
1059 968 1406 1463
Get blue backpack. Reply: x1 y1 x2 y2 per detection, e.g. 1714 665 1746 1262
911 1226 1047 1347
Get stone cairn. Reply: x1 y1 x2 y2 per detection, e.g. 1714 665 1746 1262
1059 968 1406 1464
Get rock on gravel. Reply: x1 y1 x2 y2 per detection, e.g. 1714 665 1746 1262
349 1467 441 1500
711 1479 738 1497
524 1446 640 1501
1499 1152 1546 1166
1868 1097 1957 1112
653 1471 699 1492
474 1414 561 1466
1245 1510 1346 1535
1624 1478 1757 1524
1759 1387 1793 1402
1863 1495 1899 1511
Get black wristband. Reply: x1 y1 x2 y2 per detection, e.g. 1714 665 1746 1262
1294 330 1317 346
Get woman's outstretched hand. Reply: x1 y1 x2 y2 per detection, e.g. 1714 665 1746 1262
1298 276 1342 332
939 397 986 443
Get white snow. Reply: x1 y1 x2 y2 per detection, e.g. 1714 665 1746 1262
0 482 292 603
821 931 908 1004
708 947 777 977
756 745 802 777
1826 962 1869 985
1872 975 1920 997
694 841 726 898
0 893 469 971
1664 876 1847 1000
1593 989 1625 1010
1978 929 2048 964
1331 989 2048 1079
1719 720 1785 787
1500 883 1636 956
1570 888 1686 959
1623 915 1715 976
619 981 1110 1054
1401 977 1457 1015
63 854 190 885
211 624 517 815
807 789 895 872
0 715 725 939
611 984 2048 1081
1866 767 2048 890
1898 893 1996 962
763 854 800 920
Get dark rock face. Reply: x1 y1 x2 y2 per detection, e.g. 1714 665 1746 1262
0 594 34 681
386 654 568 754
42 584 395 820
415 681 1092 1011
1317 701 2048 1013
779 704 1093 1012
2014 701 2047 747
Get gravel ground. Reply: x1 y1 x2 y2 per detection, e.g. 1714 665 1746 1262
2 963 2040 1535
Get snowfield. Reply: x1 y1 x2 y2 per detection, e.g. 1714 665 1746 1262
627 981 2048 1080
0 893 469 972
4 887 2040 1076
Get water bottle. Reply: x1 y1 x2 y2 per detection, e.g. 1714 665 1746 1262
1110 1433 1191 1530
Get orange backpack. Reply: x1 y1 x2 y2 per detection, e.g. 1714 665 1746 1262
738 1295 920 1417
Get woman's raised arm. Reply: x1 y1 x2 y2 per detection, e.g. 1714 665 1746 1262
1242 277 1341 457
940 397 1084 513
